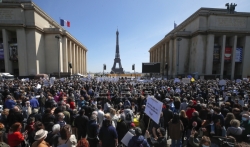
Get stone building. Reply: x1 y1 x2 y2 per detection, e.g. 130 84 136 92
149 8 250 79
0 0 87 76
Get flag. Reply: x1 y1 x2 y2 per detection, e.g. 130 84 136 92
60 19 70 27
174 21 177 28
191 78 195 82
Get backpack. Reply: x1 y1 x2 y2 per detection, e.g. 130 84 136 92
126 111 132 121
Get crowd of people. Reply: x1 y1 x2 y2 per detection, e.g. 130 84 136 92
0 77 250 147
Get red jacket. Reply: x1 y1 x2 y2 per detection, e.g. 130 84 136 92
8 131 24 147
186 108 196 120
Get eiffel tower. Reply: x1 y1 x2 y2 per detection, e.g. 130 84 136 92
110 29 124 74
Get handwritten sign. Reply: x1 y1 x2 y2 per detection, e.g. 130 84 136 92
121 131 134 146
144 96 163 124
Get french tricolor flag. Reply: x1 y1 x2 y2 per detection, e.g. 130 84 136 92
60 19 70 27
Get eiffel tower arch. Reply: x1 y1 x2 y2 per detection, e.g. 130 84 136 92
110 30 124 74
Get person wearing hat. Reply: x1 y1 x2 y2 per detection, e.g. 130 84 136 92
127 127 150 147
145 127 167 147
31 129 50 147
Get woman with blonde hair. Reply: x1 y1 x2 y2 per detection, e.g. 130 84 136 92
180 110 189 143
227 119 242 142
58 124 77 147
110 108 119 128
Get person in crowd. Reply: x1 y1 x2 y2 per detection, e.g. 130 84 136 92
87 114 99 147
186 105 196 120
31 129 50 147
124 105 134 128
129 122 136 135
42 108 55 132
62 105 71 124
99 113 118 147
0 109 9 130
163 104 173 140
28 108 42 122
128 127 150 147
4 95 16 110
189 129 211 147
97 105 104 127
116 114 128 143
75 109 89 140
22 101 32 120
224 113 235 129
38 93 46 114
168 113 184 147
180 110 189 143
180 98 188 111
211 107 226 136
58 124 77 147
45 124 60 147
25 117 35 142
131 101 138 114
29 95 40 109
152 112 164 140
0 131 9 147
240 114 250 142
110 108 119 128
227 119 242 141
174 97 181 113
7 106 24 128
76 138 89 147
145 127 167 147
29 121 45 145
8 122 27 147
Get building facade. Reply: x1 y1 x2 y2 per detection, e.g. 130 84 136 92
0 0 87 76
149 8 250 79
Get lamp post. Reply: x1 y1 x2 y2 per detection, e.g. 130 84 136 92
177 37 182 77
55 35 61 78
132 64 135 78
165 63 168 79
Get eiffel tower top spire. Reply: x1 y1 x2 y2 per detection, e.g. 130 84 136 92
115 29 120 58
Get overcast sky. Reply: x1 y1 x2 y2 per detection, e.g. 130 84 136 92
33 0 250 73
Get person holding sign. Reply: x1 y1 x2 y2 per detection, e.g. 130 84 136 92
145 127 167 147
127 127 150 147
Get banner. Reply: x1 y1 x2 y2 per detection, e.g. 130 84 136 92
235 48 242 62
224 47 232 61
213 45 220 62
121 131 134 146
174 78 180 83
9 44 18 60
182 78 190 84
145 96 163 124
219 80 226 85
0 43 3 60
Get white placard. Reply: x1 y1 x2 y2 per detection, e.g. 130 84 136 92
144 96 163 124
219 80 226 85
174 78 180 83
60 78 65 82
121 131 134 146
50 77 55 85
36 84 41 89
182 78 190 84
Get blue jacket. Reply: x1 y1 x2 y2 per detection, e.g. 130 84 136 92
4 99 16 109
128 135 150 147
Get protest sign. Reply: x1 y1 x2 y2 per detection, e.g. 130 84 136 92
219 80 226 85
50 77 55 85
36 84 41 89
121 131 134 146
174 78 180 83
182 78 190 84
145 96 163 124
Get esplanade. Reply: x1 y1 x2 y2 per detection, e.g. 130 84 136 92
0 0 87 76
149 7 250 79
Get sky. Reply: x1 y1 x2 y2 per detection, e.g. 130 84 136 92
33 0 250 73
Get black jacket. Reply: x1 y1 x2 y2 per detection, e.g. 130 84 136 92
147 136 167 147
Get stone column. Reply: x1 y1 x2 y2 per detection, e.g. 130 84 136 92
220 35 226 79
62 37 68 72
68 40 72 74
242 36 250 78
85 50 87 74
80 48 82 74
83 50 86 74
72 44 76 74
231 36 237 80
16 28 28 76
168 40 173 77
205 34 214 75
76 46 79 73
2 29 13 73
